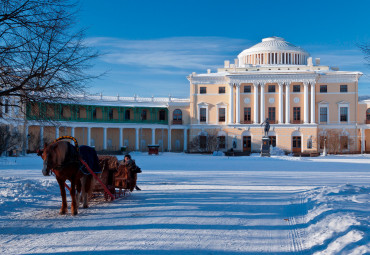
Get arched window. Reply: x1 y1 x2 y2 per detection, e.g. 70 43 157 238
173 109 182 120
307 137 312 149
173 109 182 124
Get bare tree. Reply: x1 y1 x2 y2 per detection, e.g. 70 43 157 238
0 0 98 113
0 125 22 155
323 130 354 154
188 130 218 153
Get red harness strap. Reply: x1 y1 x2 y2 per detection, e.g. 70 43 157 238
79 157 115 201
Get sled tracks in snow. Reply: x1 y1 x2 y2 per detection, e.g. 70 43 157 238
286 185 370 255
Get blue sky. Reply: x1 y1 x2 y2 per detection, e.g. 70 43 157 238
78 0 370 98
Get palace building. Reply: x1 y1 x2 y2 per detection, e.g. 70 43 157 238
2 36 370 155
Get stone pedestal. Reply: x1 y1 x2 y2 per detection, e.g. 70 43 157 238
261 136 270 157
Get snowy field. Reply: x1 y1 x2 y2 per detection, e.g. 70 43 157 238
0 153 369 255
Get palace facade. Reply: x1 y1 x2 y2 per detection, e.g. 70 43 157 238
2 36 370 155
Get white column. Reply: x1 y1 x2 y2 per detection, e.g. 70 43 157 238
235 84 240 124
168 128 171 151
103 127 107 150
39 126 44 148
119 128 123 148
278 82 284 124
361 128 365 154
71 127 75 145
260 83 265 123
87 127 91 146
151 128 156 145
135 128 139 151
25 125 29 151
228 83 234 124
285 84 290 124
55 126 59 139
311 83 316 124
304 82 309 124
253 83 259 124
183 128 188 151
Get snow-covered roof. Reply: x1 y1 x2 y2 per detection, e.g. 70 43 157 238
70 94 190 108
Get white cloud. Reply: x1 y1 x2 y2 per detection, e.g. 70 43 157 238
87 36 250 71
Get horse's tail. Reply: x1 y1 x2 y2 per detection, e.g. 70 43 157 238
54 136 79 153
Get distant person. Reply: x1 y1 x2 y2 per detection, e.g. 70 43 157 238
124 154 142 191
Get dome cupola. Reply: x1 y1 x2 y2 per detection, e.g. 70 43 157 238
237 37 310 66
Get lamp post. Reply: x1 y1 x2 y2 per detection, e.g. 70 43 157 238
323 138 327 156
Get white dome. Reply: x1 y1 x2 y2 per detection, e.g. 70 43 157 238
238 37 310 66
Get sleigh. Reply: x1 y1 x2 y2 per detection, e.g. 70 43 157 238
92 155 138 200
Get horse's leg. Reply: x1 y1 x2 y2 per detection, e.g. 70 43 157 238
81 175 88 208
57 178 68 215
84 175 94 208
76 178 82 209
70 178 78 216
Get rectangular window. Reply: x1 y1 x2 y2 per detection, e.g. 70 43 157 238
200 87 207 94
268 107 275 122
109 109 114 120
141 110 147 120
293 107 301 121
244 85 251 93
218 87 225 94
320 85 327 93
125 109 130 120
340 107 348 122
292 136 301 148
293 85 300 92
200 108 207 122
244 107 251 123
218 108 225 122
320 107 328 122
159 110 166 121
268 85 276 93
340 85 348 93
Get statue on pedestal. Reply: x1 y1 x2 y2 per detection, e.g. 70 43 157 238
261 118 270 137
260 118 271 157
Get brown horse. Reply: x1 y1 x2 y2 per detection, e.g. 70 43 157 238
38 140 96 215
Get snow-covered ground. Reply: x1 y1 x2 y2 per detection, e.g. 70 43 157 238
0 153 369 254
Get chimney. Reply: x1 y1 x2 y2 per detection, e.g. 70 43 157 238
315 58 320 65
224 60 230 68
207 69 211 74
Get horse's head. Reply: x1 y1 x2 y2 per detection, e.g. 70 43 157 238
40 141 69 176
40 142 52 176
